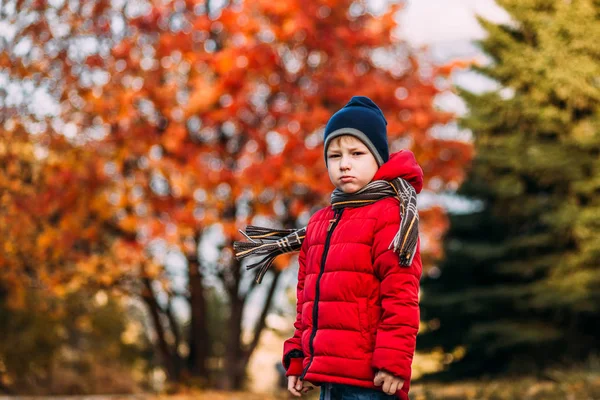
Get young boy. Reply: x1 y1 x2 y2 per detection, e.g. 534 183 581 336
235 96 423 400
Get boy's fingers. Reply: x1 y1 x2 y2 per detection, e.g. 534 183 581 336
389 380 399 395
373 372 384 386
382 378 392 395
287 377 302 397
295 378 304 391
301 385 314 393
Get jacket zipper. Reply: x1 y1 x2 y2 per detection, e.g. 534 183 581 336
300 207 344 380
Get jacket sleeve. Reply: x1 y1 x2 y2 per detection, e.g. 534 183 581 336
371 204 422 382
281 237 308 377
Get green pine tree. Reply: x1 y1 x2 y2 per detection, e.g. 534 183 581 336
418 0 600 378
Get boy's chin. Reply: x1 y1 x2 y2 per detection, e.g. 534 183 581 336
337 184 362 194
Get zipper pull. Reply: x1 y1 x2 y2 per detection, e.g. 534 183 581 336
327 209 342 231
327 219 335 232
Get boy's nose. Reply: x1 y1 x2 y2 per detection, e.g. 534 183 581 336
340 156 351 170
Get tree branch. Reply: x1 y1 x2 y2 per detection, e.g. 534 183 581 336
244 269 282 360
141 276 177 380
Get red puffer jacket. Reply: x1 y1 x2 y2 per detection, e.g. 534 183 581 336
282 150 423 400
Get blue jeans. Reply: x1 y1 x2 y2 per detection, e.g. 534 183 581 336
319 383 396 400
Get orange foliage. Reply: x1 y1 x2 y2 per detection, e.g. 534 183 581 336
2 0 473 308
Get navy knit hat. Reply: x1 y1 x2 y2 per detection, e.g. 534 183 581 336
323 96 389 166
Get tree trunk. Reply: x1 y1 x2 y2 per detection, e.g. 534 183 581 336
221 258 245 390
165 296 183 378
224 291 246 390
222 261 284 390
187 253 209 380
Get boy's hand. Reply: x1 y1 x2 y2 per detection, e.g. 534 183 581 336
374 370 404 395
287 375 314 397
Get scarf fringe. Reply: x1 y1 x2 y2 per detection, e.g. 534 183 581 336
390 214 419 266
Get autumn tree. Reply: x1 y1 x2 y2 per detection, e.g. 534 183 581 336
0 0 156 391
3 0 473 390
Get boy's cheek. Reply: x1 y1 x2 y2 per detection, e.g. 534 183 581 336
327 168 340 185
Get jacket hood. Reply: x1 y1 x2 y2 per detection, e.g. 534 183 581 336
373 150 424 194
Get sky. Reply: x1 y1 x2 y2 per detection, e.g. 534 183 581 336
398 0 512 100
397 0 511 48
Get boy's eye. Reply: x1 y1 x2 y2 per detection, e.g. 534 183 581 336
353 152 364 156
328 154 340 158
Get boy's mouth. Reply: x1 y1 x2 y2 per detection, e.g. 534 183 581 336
340 176 355 183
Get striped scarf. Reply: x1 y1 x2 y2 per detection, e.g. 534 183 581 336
233 178 419 283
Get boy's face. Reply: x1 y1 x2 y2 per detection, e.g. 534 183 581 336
326 135 379 193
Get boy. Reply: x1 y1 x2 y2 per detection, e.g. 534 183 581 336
235 96 423 400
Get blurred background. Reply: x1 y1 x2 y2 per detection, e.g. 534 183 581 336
1 0 599 399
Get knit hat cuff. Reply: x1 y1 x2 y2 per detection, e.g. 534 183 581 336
323 127 385 166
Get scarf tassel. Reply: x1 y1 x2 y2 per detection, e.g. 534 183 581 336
234 226 306 283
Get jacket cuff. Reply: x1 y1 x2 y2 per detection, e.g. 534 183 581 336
285 357 304 377
372 351 412 381
282 349 304 376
